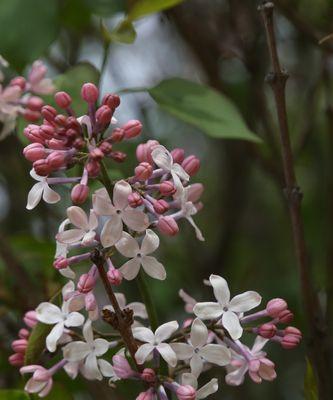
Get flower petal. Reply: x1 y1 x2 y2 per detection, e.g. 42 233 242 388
26 182 44 210
25 378 47 394
190 318 208 349
152 145 173 171
170 343 193 360
172 163 189 181
128 302 148 319
141 229 160 255
83 353 102 380
56 229 84 244
115 231 139 257
135 343 154 364
82 230 96 246
63 341 90 362
113 180 131 210
222 311 243 340
187 215 205 242
98 359 115 377
155 320 179 343
193 302 223 320
88 210 98 230
100 217 123 248
46 322 64 352
141 256 166 280
228 291 262 313
82 319 94 344
67 206 89 230
122 209 149 232
209 275 230 307
156 343 177 367
132 327 155 343
196 378 219 399
93 339 110 356
199 344 231 366
190 353 204 377
36 303 63 324
42 183 61 205
225 364 247 386
93 192 115 215
181 372 198 389
65 312 85 327
119 258 141 280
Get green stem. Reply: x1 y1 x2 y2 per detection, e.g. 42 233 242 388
136 270 159 331
100 161 114 198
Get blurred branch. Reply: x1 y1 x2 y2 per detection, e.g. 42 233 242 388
259 3 332 398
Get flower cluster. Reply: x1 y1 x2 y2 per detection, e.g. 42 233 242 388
0 57 54 140
9 80 301 399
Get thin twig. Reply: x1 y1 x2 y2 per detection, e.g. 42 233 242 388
258 3 332 398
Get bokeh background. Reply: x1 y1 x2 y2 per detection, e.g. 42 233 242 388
0 0 332 399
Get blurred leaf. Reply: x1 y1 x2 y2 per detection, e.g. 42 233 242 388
86 0 126 16
128 0 185 20
0 390 29 400
24 289 61 365
60 0 92 32
147 78 260 142
54 63 100 115
109 19 137 44
304 358 319 400
0 0 59 71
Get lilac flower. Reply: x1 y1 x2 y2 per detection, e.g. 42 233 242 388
26 169 61 210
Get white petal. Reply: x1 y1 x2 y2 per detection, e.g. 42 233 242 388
63 341 90 361
196 378 219 399
93 192 115 215
209 275 230 307
193 302 223 320
115 231 139 257
82 230 96 245
62 280 75 299
122 209 149 232
119 258 141 280
83 353 102 380
152 145 173 171
100 217 123 247
199 344 231 366
181 372 198 389
114 293 127 309
36 302 63 324
93 339 110 356
135 343 154 364
170 343 193 360
63 362 80 379
225 365 247 386
190 318 208 349
222 311 243 340
59 267 76 279
228 291 262 313
46 322 64 352
88 210 99 230
155 320 179 343
42 183 61 205
156 343 177 367
25 378 47 394
133 327 155 343
67 206 89 230
172 163 190 181
141 229 160 255
128 302 148 319
98 359 115 377
252 336 269 354
113 180 131 210
30 168 43 181
82 320 94 344
190 353 204 377
141 256 166 280
26 182 44 210
187 215 205 242
65 312 85 327
57 229 84 244
171 170 185 196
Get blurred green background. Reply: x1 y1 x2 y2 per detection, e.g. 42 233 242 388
0 0 332 399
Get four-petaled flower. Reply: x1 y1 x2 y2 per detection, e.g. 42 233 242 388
63 320 115 381
171 318 231 377
26 169 61 210
93 180 149 247
194 275 261 340
181 372 219 399
115 229 166 280
133 321 179 367
20 365 53 398
56 206 98 246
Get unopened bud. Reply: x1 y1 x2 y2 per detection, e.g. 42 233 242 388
47 151 66 169
99 141 113 155
53 257 69 270
135 162 153 181
107 268 123 286
171 148 185 164
110 128 124 142
182 155 200 176
176 385 196 400
71 184 89 205
128 192 143 208
55 91 72 109
266 298 288 318
110 151 126 163
141 368 156 383
9 353 24 367
157 216 179 236
159 181 176 196
27 96 44 111
153 199 169 214
122 120 142 139
102 93 120 109
281 334 301 349
10 76 26 89
48 138 67 150
136 140 159 164
18 329 30 340
33 159 51 176
90 148 104 161
23 143 46 162
137 390 155 400
284 326 302 338
278 309 294 324
258 323 277 339
96 105 112 126
187 183 204 203
11 339 28 354
86 160 101 177
23 311 38 328
81 83 99 103
23 109 41 122
41 105 57 122
78 273 96 293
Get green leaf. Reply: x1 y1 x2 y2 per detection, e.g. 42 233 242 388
304 358 319 400
54 63 100 115
86 0 126 16
0 0 59 71
110 20 137 44
24 289 61 365
0 390 29 400
128 0 185 20
147 78 260 142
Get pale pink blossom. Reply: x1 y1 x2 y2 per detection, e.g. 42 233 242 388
27 60 54 95
26 169 60 210
180 373 218 399
20 365 53 398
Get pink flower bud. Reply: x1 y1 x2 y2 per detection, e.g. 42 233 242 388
86 160 101 177
128 192 143 208
54 114 67 126
182 155 200 176
159 181 176 196
157 216 179 236
281 334 301 349
258 323 277 339
10 76 26 89
39 124 55 140
153 199 169 214
284 326 302 338
112 355 135 379
53 257 69 270
141 368 156 383
110 151 126 163
135 162 153 181
47 151 66 169
96 105 112 126
99 141 113 155
9 353 24 367
136 140 159 164
90 148 104 161
71 184 89 205
122 120 142 139
27 96 44 111
23 143 46 162
81 83 99 103
18 329 30 340
107 268 123 286
55 91 72 109
73 138 85 150
137 389 155 400
23 109 41 122
102 93 120 109
187 183 204 203
176 385 196 400
24 311 38 328
171 148 185 164
11 339 28 353
110 128 125 142
278 309 294 324
266 298 288 318
47 138 67 150
33 159 51 176
41 105 57 122
77 273 95 293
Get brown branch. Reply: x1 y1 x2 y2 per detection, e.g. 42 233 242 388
258 3 333 398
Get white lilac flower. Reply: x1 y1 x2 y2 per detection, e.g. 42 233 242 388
181 372 218 399
56 206 98 246
179 187 204 241
171 318 231 377
26 169 61 210
133 321 179 367
193 275 261 340
151 145 189 195
20 365 53 398
63 320 115 381
225 336 276 386
36 301 84 352
93 180 149 248
104 292 148 321
115 229 166 280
